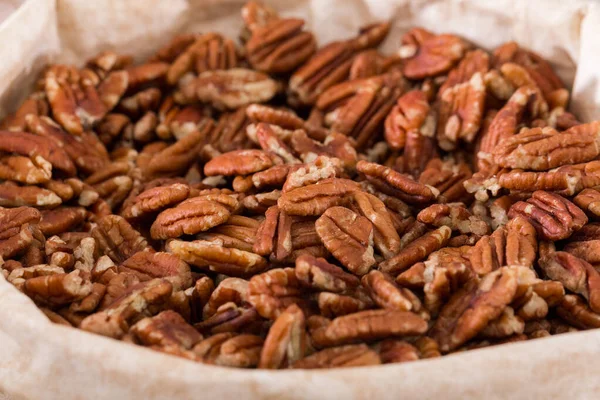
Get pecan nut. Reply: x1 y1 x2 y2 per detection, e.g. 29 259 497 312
310 309 428 348
508 191 587 241
379 226 452 276
258 304 306 369
179 68 280 110
292 344 381 368
493 123 600 171
315 206 375 276
166 239 267 277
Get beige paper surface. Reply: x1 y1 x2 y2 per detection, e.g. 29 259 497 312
2 0 600 398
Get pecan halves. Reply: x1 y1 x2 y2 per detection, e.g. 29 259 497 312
43 66 108 135
167 238 267 277
150 197 233 239
0 206 41 259
166 33 239 85
477 86 542 171
439 49 490 96
469 215 537 275
556 294 600 330
379 226 452 276
493 42 565 108
288 22 390 106
352 191 401 259
295 254 360 294
362 270 423 313
142 120 213 179
538 246 600 313
121 183 190 220
493 122 600 171
310 309 428 348
258 304 306 369
384 89 433 151
179 68 280 110
423 261 474 316
418 157 472 203
417 203 490 236
278 178 360 216
130 310 203 351
507 191 587 241
430 266 518 352
193 333 264 367
292 344 381 368
0 130 75 177
316 70 406 149
437 72 486 150
574 188 600 219
399 27 469 79
204 149 274 177
248 268 304 319
91 214 149 264
23 269 92 307
357 160 438 204
80 279 173 339
119 251 193 291
245 17 316 74
315 206 375 276
39 207 86 236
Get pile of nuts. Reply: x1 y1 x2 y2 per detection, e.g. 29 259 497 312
2 1 600 369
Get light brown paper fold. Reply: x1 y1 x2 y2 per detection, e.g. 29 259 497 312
2 0 600 398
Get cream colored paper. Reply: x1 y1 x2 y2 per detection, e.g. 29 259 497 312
2 0 600 398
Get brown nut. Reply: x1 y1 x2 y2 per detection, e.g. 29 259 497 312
193 332 263 368
493 123 600 171
556 294 600 330
310 309 428 348
39 207 86 236
377 340 419 364
91 214 150 264
151 197 233 239
362 270 423 313
246 17 316 74
180 68 279 110
0 206 41 259
292 344 381 368
278 178 360 216
288 22 390 106
380 226 452 276
357 160 438 205
119 251 193 291
248 268 304 319
205 149 274 177
469 215 537 275
430 266 519 352
81 279 173 339
131 310 203 351
400 27 469 79
417 203 490 236
24 269 92 307
121 183 190 220
166 239 267 277
538 246 600 313
352 191 401 259
315 206 375 276
508 191 587 241
295 254 360 293
258 304 306 369
384 90 431 151
437 72 486 150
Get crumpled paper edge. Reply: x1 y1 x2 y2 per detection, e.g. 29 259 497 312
2 0 600 398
